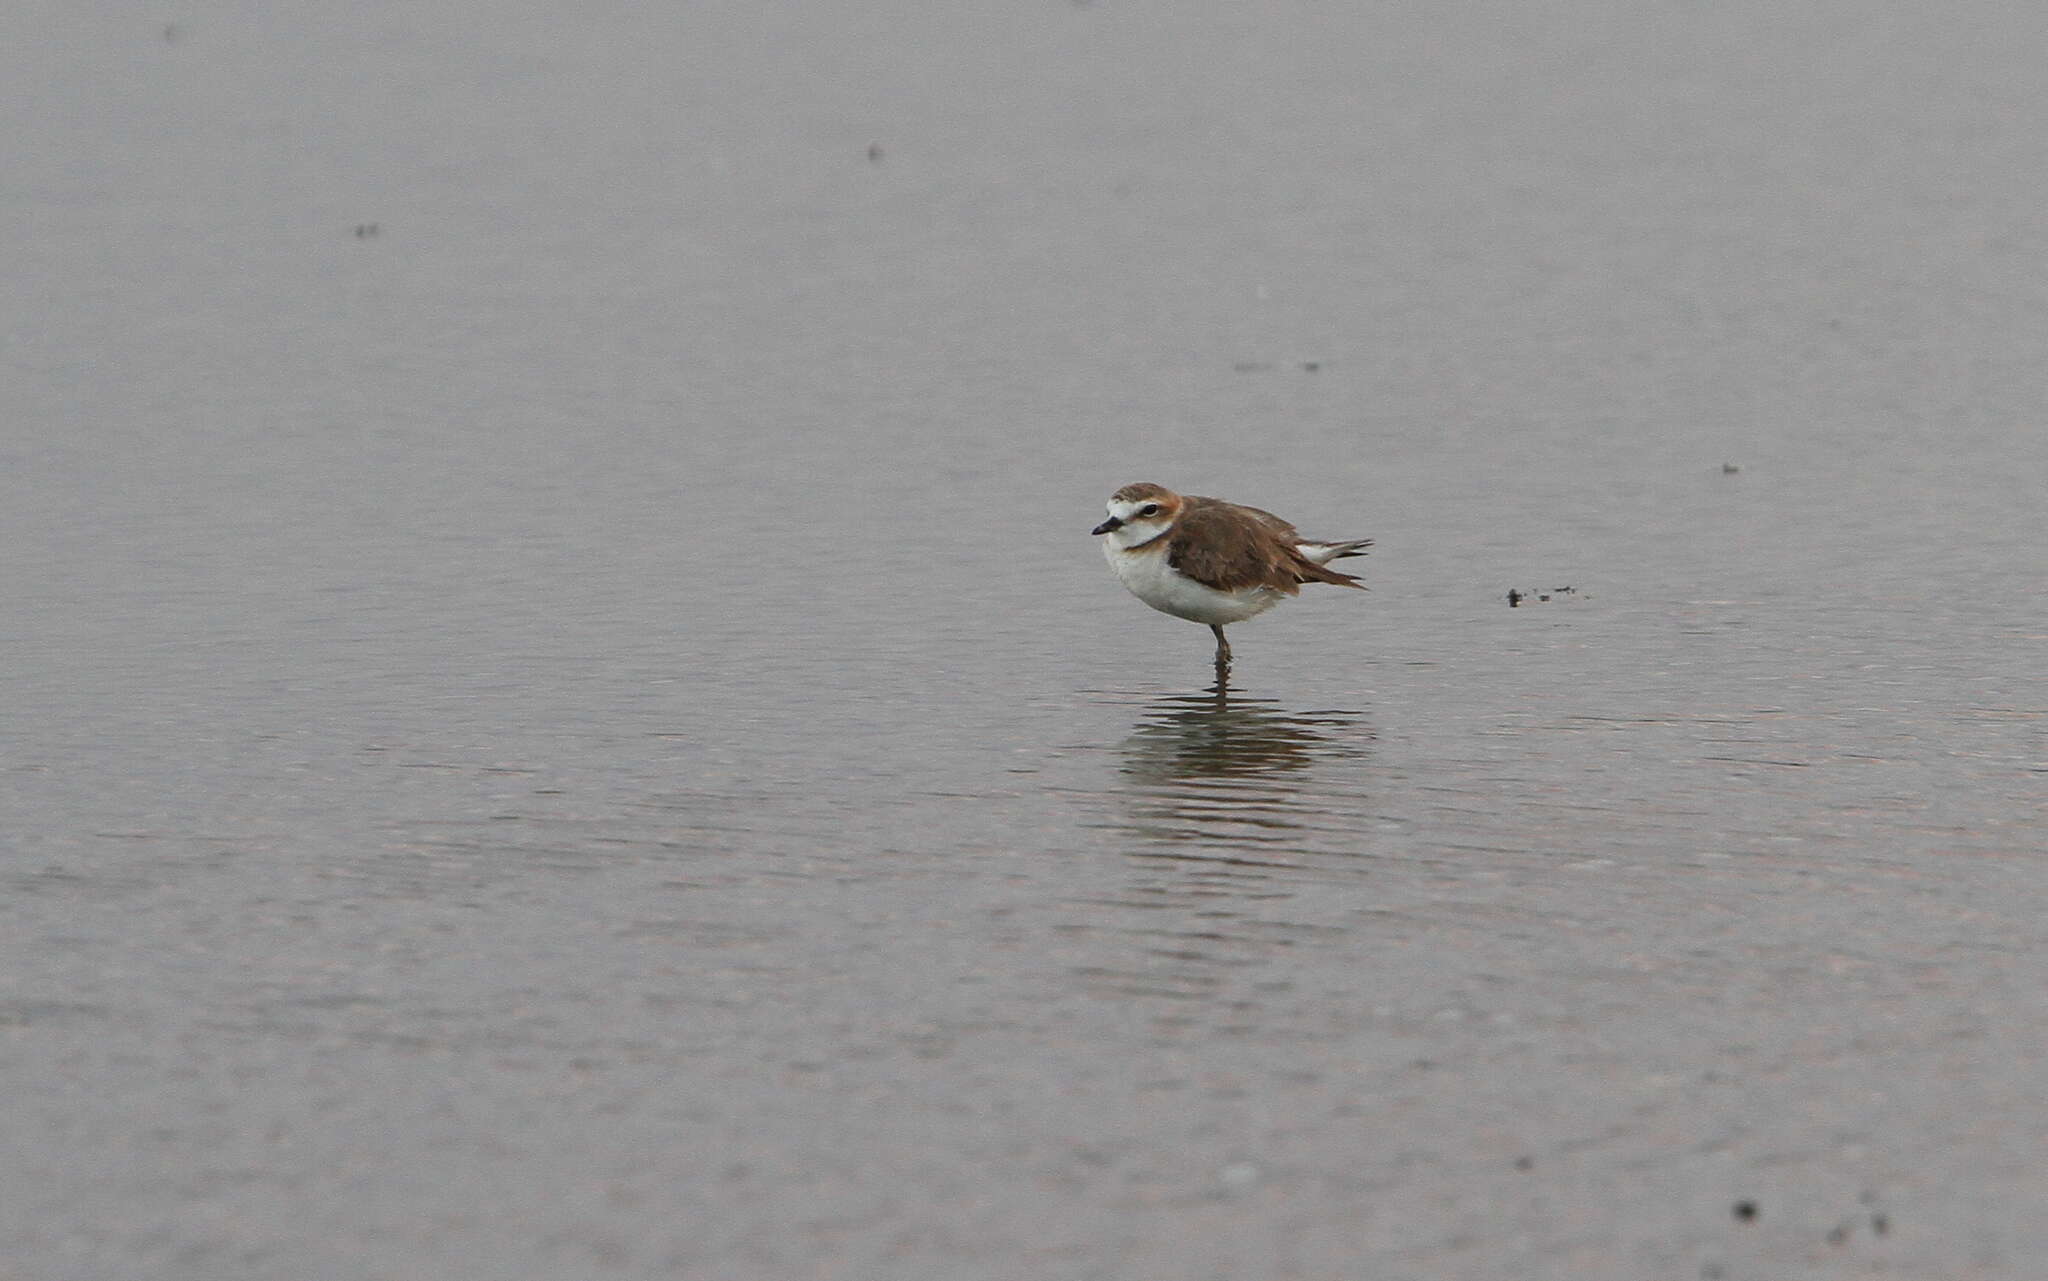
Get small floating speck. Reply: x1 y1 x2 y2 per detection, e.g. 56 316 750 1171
1506 585 1582 607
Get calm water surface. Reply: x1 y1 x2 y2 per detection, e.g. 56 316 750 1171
6 3 2046 1279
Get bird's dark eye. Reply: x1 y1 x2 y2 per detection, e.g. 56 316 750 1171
1138 503 1159 516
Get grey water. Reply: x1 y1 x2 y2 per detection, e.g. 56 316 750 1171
5 2 2046 1277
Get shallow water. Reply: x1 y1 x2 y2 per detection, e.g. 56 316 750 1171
6 2 2047 1278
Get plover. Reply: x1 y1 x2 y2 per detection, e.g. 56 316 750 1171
1091 482 1370 667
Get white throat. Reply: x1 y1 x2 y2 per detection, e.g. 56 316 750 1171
1104 520 1170 552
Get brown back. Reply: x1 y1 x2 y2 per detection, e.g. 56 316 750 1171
1167 496 1363 593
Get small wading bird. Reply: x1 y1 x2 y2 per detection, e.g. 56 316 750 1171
1092 482 1370 669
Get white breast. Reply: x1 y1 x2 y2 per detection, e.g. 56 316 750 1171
1103 542 1283 626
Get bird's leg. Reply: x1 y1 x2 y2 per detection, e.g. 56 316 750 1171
1210 624 1232 670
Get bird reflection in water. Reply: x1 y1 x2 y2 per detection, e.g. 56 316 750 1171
1073 677 1376 1007
1114 674 1373 857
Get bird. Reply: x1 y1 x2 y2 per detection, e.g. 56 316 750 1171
1091 482 1370 669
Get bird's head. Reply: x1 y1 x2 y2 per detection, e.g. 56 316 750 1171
1092 483 1182 548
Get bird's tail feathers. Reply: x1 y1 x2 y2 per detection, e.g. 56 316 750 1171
1297 538 1372 565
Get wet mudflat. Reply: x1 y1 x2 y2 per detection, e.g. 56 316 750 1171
6 3 2046 1278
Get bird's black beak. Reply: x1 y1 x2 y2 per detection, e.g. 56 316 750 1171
1091 516 1122 536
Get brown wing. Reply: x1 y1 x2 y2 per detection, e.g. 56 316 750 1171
1168 498 1360 593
